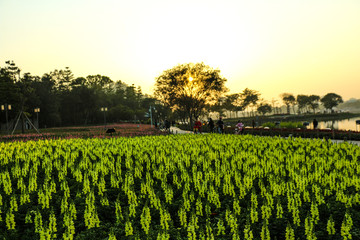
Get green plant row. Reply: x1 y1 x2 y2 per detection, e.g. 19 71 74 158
0 135 359 239
262 122 305 129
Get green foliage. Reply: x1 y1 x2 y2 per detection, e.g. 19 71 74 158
321 93 343 111
154 62 228 122
279 121 304 129
1 61 166 129
281 93 296 114
262 121 304 129
262 122 276 128
0 135 360 239
257 103 272 115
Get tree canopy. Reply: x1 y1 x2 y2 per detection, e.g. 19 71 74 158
154 62 228 123
280 93 296 114
257 103 272 116
0 61 161 131
321 93 343 111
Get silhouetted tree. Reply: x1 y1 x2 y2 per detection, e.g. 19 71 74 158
51 67 74 92
280 93 295 114
240 88 260 117
321 93 343 112
0 61 21 132
223 94 240 118
257 103 272 116
31 74 60 127
307 95 320 114
296 95 309 114
154 62 227 126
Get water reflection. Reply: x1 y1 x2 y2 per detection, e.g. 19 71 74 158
316 117 360 131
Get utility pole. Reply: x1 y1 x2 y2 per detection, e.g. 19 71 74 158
1 104 11 134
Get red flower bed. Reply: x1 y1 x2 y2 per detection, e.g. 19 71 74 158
0 124 167 142
238 127 360 140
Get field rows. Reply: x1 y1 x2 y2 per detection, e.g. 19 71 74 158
0 135 359 239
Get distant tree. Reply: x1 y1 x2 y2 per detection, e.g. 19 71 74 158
337 98 360 112
321 93 343 112
154 62 228 125
307 95 320 114
296 95 309 114
0 61 20 106
210 97 227 118
0 61 21 131
70 77 87 87
51 67 74 92
31 74 60 127
271 98 280 115
240 88 260 117
223 94 240 118
257 103 272 116
280 93 295 114
86 75 113 89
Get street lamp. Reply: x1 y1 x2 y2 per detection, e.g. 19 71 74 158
101 107 108 129
34 108 40 128
149 106 155 128
1 103 11 134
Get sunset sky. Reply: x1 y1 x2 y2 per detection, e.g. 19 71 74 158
1 0 359 101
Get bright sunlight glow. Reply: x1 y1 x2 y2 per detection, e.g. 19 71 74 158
0 0 359 101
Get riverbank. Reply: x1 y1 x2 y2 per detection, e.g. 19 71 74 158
225 112 360 126
170 126 360 146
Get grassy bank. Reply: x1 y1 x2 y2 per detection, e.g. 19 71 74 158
224 112 360 126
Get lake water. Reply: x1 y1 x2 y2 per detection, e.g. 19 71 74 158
317 117 360 131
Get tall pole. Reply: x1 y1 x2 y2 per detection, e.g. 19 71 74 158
34 108 40 129
149 107 153 128
1 104 11 134
104 110 106 129
101 107 107 129
5 105 9 134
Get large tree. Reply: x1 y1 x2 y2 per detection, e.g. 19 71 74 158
321 93 343 112
280 93 296 114
296 95 309 114
307 95 320 114
257 103 272 116
154 62 228 124
240 88 260 117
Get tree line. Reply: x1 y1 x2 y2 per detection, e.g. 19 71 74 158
154 62 344 123
1 61 345 132
0 61 170 132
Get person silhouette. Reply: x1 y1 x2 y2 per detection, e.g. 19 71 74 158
313 119 318 129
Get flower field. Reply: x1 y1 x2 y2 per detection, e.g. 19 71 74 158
0 134 359 239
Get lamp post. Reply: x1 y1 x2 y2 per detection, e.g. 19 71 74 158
34 108 40 128
1 103 11 134
101 107 108 129
149 106 155 128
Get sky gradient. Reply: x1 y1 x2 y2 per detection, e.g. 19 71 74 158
1 0 359 101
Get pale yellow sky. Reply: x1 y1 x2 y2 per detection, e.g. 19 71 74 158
1 0 359 101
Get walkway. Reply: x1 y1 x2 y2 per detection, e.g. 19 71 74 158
170 126 193 134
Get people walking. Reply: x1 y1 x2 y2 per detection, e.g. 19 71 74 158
193 118 202 134
217 117 224 134
208 118 215 133
165 119 171 132
313 119 318 129
235 120 244 134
